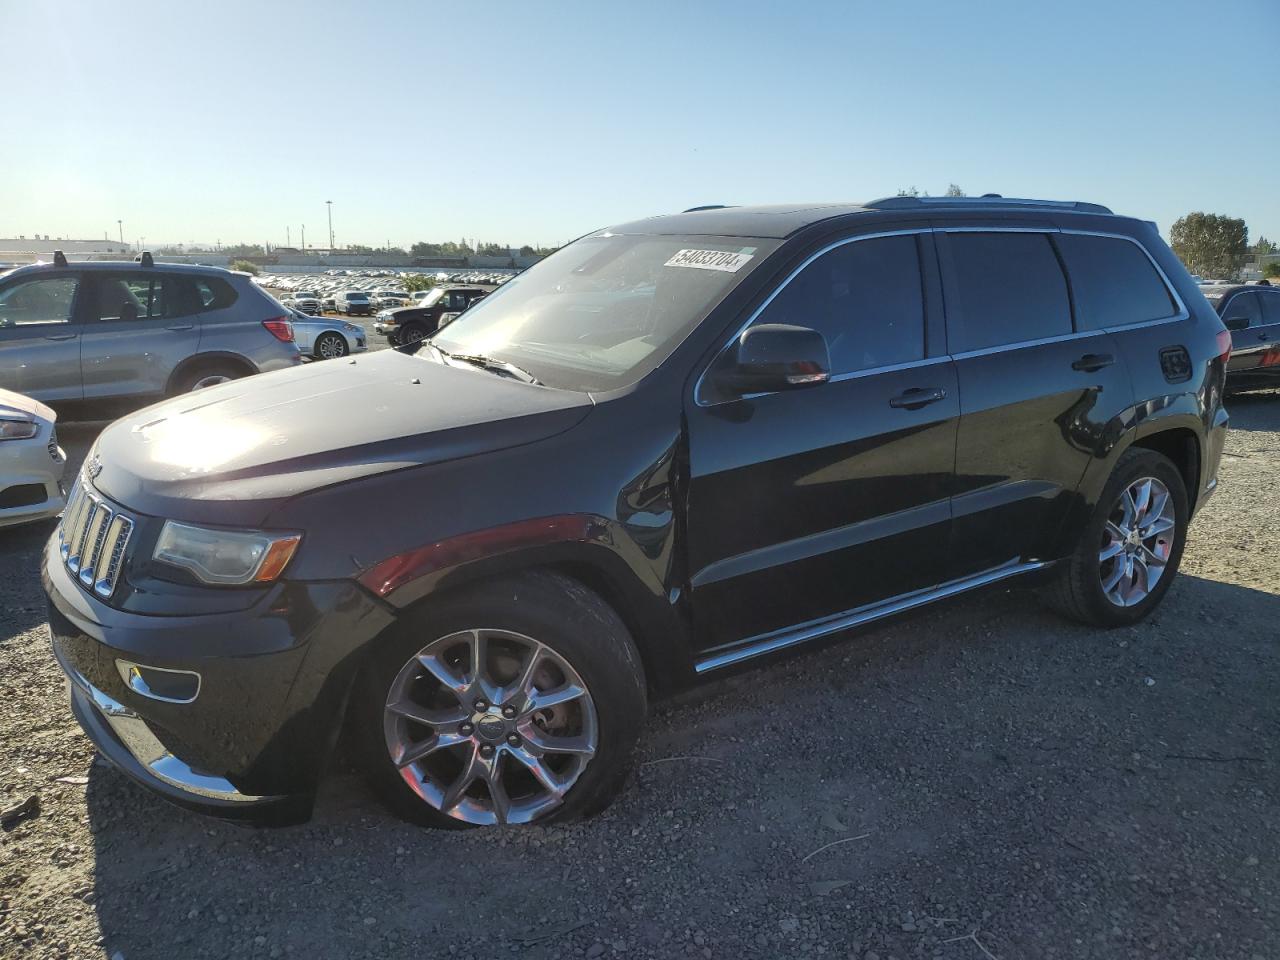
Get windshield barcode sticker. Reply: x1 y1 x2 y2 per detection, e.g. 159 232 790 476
665 249 754 273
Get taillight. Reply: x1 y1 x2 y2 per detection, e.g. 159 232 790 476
1262 346 1280 368
1215 329 1232 362
262 317 294 343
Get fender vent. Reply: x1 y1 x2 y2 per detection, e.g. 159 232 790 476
1159 346 1192 383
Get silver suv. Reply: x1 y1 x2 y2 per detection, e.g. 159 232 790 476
0 255 301 409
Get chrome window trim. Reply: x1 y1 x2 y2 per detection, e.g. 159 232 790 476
693 227 933 407
693 224 1192 406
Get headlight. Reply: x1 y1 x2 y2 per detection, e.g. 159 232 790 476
153 521 301 586
344 322 361 333
0 418 39 441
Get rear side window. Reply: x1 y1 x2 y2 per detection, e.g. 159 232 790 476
751 234 925 375
944 233 1071 352
1055 234 1177 330
1224 292 1263 327
1261 291 1280 324
92 275 178 322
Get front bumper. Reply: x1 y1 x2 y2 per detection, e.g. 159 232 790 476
44 536 395 824
0 437 66 529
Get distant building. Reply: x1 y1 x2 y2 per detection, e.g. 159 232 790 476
0 237 134 262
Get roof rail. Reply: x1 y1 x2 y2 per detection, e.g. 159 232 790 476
53 249 68 267
134 251 154 267
865 196 1113 215
682 204 733 213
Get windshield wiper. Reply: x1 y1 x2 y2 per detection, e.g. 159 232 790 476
431 346 542 385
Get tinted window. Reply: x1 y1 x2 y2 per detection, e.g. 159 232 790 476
1055 234 1176 330
1260 291 1280 324
1224 292 1263 327
751 234 925 375
945 233 1071 352
0 275 79 328
92 275 177 322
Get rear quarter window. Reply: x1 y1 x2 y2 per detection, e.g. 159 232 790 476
190 277 238 312
1054 234 1178 330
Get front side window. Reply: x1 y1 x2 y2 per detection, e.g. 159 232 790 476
92 275 175 322
945 233 1072 352
748 234 925 375
432 234 780 391
0 275 79 328
1055 234 1177 330
1223 292 1263 327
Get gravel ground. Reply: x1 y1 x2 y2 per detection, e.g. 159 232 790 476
2 393 1278 960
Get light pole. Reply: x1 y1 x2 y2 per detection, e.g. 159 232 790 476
117 220 123 246
326 200 334 251
301 224 306 253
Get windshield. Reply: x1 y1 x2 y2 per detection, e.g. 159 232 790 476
430 234 777 391
347 293 368 301
417 288 444 307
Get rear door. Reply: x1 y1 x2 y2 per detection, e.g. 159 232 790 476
0 271 86 402
685 230 959 653
81 272 201 402
938 228 1136 576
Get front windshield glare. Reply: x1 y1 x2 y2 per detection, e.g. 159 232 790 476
430 234 776 391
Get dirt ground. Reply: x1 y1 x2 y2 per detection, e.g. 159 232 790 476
1 393 1278 960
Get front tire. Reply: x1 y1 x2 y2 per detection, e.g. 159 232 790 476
172 362 246 393
398 323 428 346
1042 447 1189 627
354 571 647 828
314 332 348 360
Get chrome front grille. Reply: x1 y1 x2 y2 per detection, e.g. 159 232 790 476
58 477 135 599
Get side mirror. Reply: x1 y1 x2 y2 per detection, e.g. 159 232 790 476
719 323 831 395
1225 316 1250 331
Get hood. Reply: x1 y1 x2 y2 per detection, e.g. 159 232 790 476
0 387 54 423
91 350 593 525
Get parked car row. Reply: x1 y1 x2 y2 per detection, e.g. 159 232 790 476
37 196 1236 834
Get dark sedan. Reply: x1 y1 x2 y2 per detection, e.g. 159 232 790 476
1201 282 1280 390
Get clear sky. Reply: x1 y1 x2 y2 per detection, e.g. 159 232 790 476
2 0 1273 249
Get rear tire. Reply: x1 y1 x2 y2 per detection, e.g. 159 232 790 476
172 362 246 393
1041 447 1189 627
354 570 647 829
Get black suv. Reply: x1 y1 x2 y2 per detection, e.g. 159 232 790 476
44 197 1230 828
373 286 489 345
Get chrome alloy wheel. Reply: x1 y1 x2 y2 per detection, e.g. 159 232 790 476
1099 476 1176 607
317 333 348 358
383 629 598 825
190 374 231 390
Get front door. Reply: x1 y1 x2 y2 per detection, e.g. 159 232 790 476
1222 292 1270 375
80 272 201 402
0 271 85 403
684 231 958 653
937 229 1136 575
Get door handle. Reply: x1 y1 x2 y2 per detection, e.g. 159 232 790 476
889 386 947 409
1071 352 1115 372
43 332 77 341
1259 332 1270 342
166 324 195 332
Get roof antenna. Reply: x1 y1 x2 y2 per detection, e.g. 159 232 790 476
980 193 1003 198
53 250 68 267
135 251 154 267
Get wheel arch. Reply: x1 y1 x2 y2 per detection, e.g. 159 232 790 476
166 351 257 394
359 533 694 700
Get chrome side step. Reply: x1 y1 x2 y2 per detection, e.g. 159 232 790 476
694 559 1047 673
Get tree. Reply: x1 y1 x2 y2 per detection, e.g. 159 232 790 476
896 186 920 197
518 245 536 256
1266 262 1280 279
944 183 966 197
229 259 260 275
1170 213 1247 280
475 242 509 256
1254 236 1278 255
402 274 437 292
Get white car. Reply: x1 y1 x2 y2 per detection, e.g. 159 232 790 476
0 387 66 528
287 309 368 359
